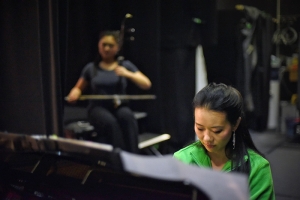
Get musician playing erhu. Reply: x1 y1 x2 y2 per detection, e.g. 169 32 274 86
67 31 151 153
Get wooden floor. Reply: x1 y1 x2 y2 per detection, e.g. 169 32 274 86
250 130 300 200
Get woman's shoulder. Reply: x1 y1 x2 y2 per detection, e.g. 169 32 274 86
84 62 96 69
81 62 95 72
173 141 209 166
122 60 138 71
122 60 134 66
247 149 274 199
174 141 203 158
80 62 97 79
247 149 270 168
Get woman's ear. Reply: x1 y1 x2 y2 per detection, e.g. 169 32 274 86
233 117 242 131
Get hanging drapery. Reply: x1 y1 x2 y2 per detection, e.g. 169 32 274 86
236 5 275 131
195 45 208 93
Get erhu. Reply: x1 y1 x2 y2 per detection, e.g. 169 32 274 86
117 13 133 65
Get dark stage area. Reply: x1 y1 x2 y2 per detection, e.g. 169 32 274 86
250 130 300 200
1 0 300 199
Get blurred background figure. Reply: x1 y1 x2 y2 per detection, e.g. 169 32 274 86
67 31 151 153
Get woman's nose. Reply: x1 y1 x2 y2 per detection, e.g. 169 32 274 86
104 46 110 51
203 131 212 142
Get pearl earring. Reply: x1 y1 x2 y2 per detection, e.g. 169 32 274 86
232 131 236 149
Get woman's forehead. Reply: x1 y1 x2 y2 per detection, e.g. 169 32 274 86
194 107 228 125
194 107 226 116
100 35 117 43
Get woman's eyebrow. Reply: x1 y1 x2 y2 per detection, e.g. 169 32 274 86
195 123 223 128
195 123 203 126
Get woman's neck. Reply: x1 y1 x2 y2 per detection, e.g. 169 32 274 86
208 151 229 171
101 58 115 64
99 60 117 71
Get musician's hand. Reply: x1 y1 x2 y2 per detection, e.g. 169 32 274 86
66 87 81 103
114 66 132 78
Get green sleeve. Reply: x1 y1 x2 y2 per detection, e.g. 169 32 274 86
249 161 275 200
173 150 193 164
173 143 198 164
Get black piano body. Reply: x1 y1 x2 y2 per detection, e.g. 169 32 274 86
0 132 249 200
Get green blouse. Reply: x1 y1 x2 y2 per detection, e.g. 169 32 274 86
174 141 275 200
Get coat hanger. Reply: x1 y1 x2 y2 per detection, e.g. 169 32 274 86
235 4 278 24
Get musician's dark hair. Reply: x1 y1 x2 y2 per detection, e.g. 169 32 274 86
193 82 263 175
93 30 120 66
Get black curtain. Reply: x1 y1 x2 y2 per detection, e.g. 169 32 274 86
205 9 274 132
0 0 217 153
236 9 274 131
0 0 62 136
160 0 217 151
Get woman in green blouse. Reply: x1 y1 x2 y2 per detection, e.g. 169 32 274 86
174 83 275 200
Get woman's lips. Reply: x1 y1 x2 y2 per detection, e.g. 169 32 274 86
205 144 215 149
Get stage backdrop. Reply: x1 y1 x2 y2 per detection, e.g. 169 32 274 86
0 0 217 153
0 0 63 136
61 0 217 152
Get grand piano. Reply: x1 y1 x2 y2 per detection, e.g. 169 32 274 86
0 132 249 200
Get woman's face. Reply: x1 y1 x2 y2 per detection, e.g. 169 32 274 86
194 107 235 155
98 35 119 60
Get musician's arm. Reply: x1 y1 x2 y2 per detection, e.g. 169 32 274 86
115 67 151 90
67 78 88 103
128 71 152 90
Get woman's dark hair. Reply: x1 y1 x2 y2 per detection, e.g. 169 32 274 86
93 30 120 66
193 82 263 174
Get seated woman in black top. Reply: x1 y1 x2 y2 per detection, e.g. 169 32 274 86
67 31 152 153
